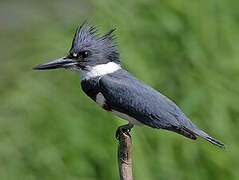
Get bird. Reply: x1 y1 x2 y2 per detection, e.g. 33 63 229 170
33 21 225 148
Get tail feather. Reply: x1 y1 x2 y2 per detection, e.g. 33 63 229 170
185 125 225 148
166 126 225 148
182 120 225 148
195 129 225 148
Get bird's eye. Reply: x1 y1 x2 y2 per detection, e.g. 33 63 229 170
69 51 90 59
79 51 90 58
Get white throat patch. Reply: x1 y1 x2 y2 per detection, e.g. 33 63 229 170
80 62 121 81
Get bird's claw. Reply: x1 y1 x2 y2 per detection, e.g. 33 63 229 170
115 124 134 140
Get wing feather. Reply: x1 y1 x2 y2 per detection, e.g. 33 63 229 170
98 69 225 147
99 69 185 129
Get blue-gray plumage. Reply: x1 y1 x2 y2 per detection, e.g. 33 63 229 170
33 21 225 148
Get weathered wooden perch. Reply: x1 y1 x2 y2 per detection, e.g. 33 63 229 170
117 128 133 180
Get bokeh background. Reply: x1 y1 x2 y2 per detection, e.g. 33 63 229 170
1 0 239 179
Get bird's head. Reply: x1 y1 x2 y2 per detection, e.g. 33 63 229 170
33 21 119 72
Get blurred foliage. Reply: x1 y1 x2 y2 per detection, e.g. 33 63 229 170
0 0 239 179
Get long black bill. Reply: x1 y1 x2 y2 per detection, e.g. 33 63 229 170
32 57 74 70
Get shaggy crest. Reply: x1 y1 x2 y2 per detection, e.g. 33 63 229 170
69 21 119 63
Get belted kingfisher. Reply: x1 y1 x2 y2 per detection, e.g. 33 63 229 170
33 22 225 148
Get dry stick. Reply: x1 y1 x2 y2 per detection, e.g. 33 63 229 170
117 129 133 180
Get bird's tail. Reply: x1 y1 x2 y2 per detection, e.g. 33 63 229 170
167 125 225 148
192 128 225 148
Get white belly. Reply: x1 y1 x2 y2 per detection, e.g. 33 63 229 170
96 92 142 125
111 110 142 125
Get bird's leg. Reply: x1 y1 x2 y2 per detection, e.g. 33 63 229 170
116 123 134 140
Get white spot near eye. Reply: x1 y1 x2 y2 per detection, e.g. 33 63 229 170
73 53 77 57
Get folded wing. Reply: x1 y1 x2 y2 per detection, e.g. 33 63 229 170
99 69 225 148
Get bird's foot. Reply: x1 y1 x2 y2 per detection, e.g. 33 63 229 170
115 124 134 140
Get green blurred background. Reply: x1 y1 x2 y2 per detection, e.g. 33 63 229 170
0 0 239 179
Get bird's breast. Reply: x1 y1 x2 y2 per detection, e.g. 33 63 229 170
82 78 142 125
81 78 100 101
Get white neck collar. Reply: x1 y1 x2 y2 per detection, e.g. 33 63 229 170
80 62 121 81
